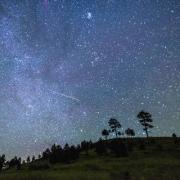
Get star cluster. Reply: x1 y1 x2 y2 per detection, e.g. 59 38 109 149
0 0 179 159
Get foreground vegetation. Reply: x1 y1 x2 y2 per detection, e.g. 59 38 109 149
0 137 180 180
0 112 179 179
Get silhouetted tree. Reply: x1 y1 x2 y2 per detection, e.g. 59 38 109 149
56 145 63 162
49 144 57 164
26 156 30 163
125 128 135 137
38 154 41 159
9 156 17 168
4 161 9 170
81 140 90 155
32 155 36 162
172 133 178 144
76 144 81 152
69 145 80 160
108 118 121 138
95 138 107 155
109 141 128 157
9 156 22 169
49 144 63 164
0 154 5 172
118 132 124 137
42 148 51 160
89 140 93 149
22 160 26 165
62 143 71 163
137 111 153 138
17 157 21 170
102 129 109 140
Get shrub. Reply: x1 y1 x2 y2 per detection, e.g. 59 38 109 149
95 139 107 156
109 141 128 157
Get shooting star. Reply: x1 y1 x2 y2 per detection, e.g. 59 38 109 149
48 89 80 103
58 93 80 103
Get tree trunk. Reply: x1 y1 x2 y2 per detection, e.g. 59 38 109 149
145 128 149 138
115 128 118 138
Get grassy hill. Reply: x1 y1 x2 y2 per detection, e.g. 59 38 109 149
0 137 180 180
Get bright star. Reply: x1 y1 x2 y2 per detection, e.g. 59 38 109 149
87 12 92 19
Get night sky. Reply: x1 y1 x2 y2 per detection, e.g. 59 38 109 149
0 0 179 159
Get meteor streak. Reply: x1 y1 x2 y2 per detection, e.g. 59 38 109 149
49 90 80 103
57 93 80 102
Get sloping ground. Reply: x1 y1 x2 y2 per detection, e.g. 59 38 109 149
0 137 180 180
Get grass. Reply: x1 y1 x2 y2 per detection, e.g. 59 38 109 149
0 137 180 180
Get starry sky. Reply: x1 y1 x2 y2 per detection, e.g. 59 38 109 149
0 0 179 159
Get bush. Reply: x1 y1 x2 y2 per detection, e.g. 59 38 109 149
109 141 128 157
49 144 80 164
95 139 107 156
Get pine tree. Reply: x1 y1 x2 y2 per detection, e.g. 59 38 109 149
137 111 154 138
108 118 121 138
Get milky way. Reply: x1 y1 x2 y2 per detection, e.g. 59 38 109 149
0 0 179 159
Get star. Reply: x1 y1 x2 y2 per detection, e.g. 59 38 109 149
87 12 92 19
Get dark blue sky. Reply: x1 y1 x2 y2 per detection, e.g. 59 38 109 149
0 0 179 159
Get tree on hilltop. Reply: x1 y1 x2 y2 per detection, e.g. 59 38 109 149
108 118 122 138
137 111 153 138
